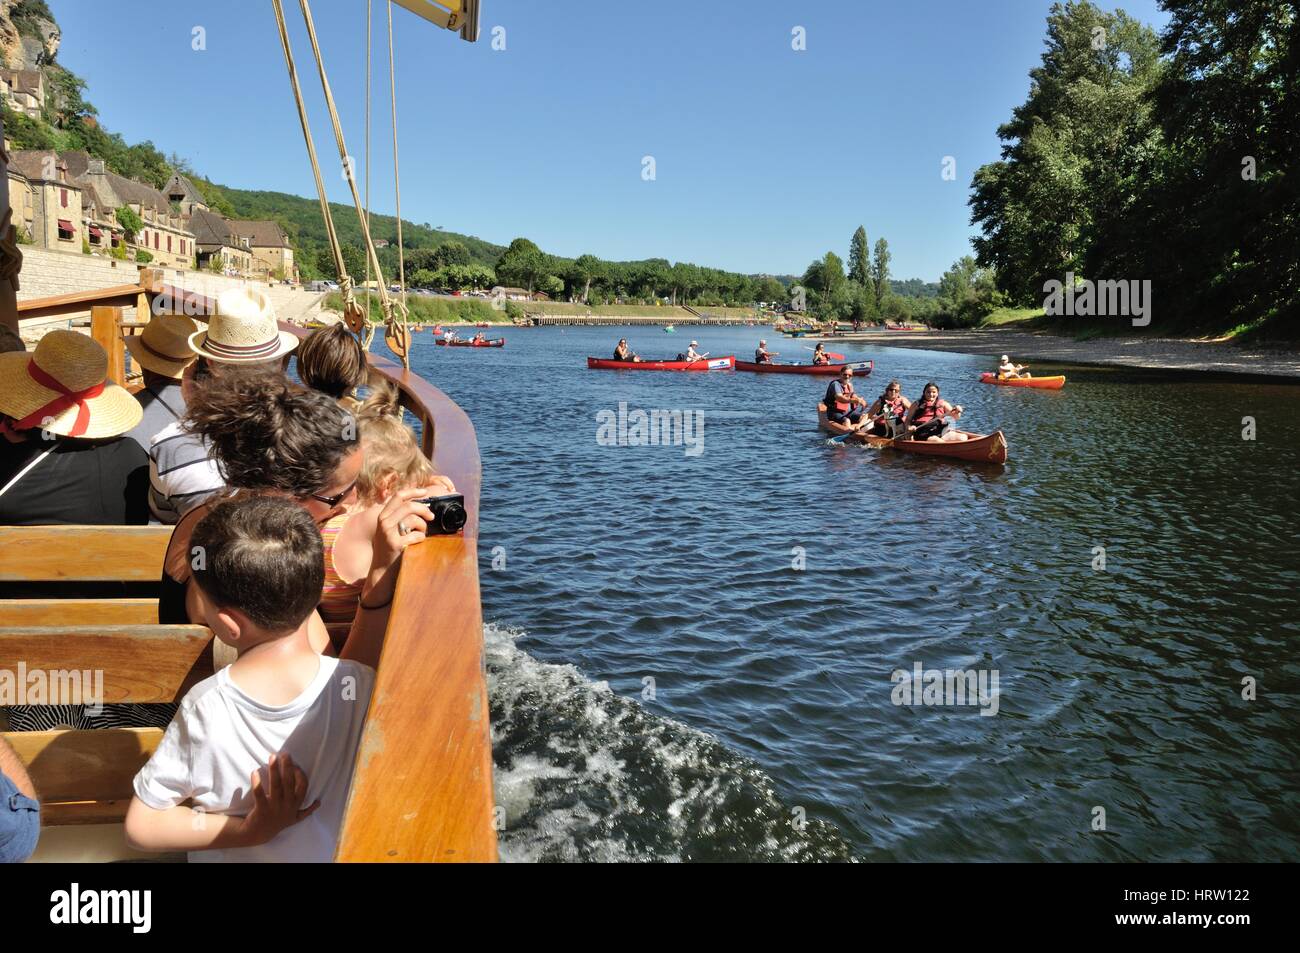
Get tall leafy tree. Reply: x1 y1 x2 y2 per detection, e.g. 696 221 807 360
848 226 872 286
969 1 1163 304
871 238 892 302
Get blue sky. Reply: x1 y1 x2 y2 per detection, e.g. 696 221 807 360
47 0 1169 281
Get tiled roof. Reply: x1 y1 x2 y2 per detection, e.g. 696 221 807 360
230 219 290 248
188 207 245 249
8 149 71 184
163 172 206 206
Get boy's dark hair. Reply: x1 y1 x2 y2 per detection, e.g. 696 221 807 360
191 496 325 633
296 323 367 400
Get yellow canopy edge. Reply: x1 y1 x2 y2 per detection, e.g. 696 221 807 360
389 0 481 41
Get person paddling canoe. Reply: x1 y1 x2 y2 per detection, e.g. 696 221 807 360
865 379 912 437
685 340 705 362
997 354 1030 379
824 365 868 429
614 338 641 363
755 340 776 364
811 343 830 366
904 382 967 442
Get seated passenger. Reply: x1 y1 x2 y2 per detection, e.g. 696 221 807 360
905 382 967 442
296 322 367 410
318 381 455 643
123 315 199 454
685 340 704 362
613 338 640 362
126 496 376 862
148 288 298 524
0 330 148 527
865 380 912 437
823 365 867 429
754 340 776 364
812 343 830 365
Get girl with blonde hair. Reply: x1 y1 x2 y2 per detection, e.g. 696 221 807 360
318 380 455 640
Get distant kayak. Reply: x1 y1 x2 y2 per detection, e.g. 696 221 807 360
736 359 873 376
436 338 505 348
884 324 926 332
980 373 1066 390
663 325 676 333
587 355 735 371
819 404 1008 464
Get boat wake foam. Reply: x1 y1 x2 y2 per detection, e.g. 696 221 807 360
485 623 855 862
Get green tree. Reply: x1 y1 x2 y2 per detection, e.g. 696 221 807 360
495 237 548 291
848 226 871 285
871 239 892 302
969 1 1163 304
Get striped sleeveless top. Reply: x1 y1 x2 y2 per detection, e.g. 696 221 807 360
319 514 364 630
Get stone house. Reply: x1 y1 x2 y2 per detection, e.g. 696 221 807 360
61 151 196 269
7 149 83 250
0 68 44 118
231 219 295 279
188 206 253 275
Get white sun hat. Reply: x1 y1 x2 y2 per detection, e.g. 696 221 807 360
188 288 298 364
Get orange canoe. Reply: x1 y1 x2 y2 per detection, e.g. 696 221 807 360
979 373 1065 390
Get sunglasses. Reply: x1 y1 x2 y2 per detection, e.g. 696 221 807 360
305 477 358 509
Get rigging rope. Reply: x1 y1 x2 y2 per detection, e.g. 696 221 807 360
364 0 373 350
297 0 406 364
270 0 366 338
385 0 410 363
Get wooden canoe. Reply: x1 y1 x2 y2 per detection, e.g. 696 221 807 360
818 405 1008 464
736 359 873 376
980 373 1066 390
587 355 736 371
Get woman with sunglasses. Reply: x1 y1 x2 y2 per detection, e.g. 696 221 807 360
158 373 439 659
864 380 912 437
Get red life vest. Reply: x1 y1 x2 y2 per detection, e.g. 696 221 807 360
828 380 855 412
912 398 945 426
879 396 905 419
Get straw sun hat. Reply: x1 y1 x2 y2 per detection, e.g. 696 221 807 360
126 314 199 379
188 287 298 365
0 330 142 439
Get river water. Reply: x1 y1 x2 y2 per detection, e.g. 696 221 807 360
408 324 1300 862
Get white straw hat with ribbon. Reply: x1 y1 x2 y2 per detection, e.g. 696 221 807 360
126 314 199 379
188 287 298 364
0 330 142 439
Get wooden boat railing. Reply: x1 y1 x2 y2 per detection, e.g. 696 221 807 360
4 281 497 861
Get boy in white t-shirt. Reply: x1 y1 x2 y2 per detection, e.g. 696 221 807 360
125 496 376 862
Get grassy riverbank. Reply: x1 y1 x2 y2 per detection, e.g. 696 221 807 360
521 302 758 320
324 293 510 324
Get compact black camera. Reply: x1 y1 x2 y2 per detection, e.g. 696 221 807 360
415 493 467 535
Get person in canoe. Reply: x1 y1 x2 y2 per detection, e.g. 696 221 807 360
613 339 641 363
904 382 967 442
865 379 912 437
811 343 830 366
472 331 487 345
684 340 705 362
997 354 1030 379
442 328 456 343
824 365 869 430
754 340 776 364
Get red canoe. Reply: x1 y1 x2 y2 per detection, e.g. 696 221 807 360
735 359 873 376
436 338 505 348
818 405 1008 464
979 373 1066 390
587 355 736 371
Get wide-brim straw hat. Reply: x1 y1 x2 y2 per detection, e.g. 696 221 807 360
126 314 199 379
0 330 142 439
188 287 298 364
